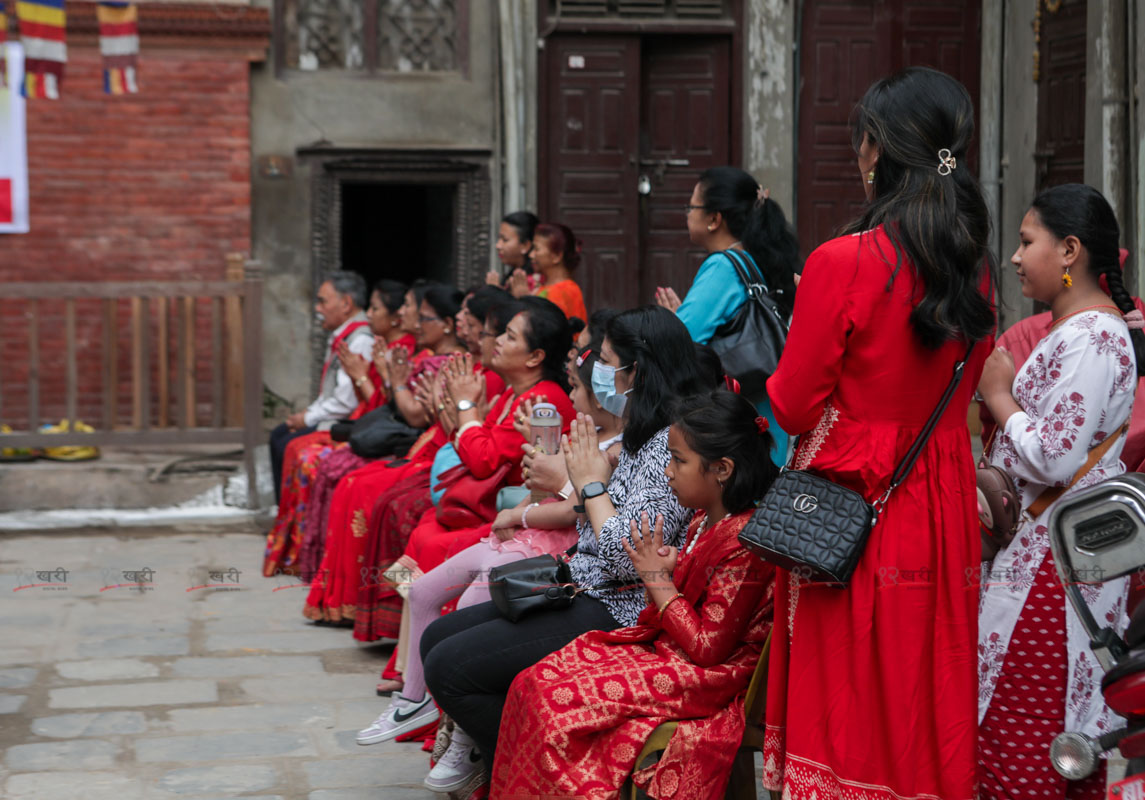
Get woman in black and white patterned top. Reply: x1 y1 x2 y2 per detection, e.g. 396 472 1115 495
419 306 708 786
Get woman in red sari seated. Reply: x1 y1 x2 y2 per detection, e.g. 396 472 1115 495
492 389 778 800
382 297 577 594
262 279 416 578
291 285 469 581
300 290 509 624
354 340 623 743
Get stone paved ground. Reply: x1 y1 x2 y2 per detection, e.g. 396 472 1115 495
0 526 433 800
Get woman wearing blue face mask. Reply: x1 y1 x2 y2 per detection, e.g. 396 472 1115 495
416 306 710 794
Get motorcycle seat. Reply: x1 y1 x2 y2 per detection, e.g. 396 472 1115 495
1101 651 1145 716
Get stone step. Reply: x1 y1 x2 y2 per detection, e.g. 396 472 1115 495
0 444 275 519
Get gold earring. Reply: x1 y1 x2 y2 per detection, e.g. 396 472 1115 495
1061 267 1072 288
866 170 875 185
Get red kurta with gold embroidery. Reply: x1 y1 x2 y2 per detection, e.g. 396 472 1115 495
492 511 775 800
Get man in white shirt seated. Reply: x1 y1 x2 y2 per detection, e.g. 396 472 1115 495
269 271 375 503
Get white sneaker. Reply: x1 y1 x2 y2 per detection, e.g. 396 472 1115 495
424 727 484 792
355 693 440 745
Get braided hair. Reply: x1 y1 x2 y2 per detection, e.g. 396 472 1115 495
1030 183 1145 376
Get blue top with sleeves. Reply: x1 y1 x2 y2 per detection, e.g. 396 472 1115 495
675 249 789 465
676 250 759 345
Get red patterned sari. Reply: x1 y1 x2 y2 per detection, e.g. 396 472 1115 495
260 334 417 578
492 511 775 800
302 367 507 624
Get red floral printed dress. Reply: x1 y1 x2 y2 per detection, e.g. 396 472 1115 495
978 309 1135 798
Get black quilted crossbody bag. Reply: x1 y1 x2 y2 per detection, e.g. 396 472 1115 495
738 342 975 585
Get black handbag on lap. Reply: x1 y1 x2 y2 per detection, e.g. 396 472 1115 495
708 249 789 403
347 406 422 459
488 553 577 622
738 342 975 585
488 545 639 622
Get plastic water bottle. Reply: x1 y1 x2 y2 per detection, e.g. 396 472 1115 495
529 402 562 502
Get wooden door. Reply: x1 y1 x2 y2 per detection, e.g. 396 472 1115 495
797 0 982 257
541 36 641 313
638 36 731 305
1035 0 1087 190
540 34 732 312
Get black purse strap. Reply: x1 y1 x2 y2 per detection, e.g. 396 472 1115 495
873 340 976 515
722 248 769 295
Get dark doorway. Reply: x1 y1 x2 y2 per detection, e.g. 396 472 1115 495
1035 0 1087 190
796 0 982 258
539 34 732 312
340 182 455 288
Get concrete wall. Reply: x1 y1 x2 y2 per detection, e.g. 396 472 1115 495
995 1 1038 330
249 2 500 408
744 0 797 217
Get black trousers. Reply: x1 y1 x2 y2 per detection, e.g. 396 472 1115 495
268 422 316 503
421 597 618 772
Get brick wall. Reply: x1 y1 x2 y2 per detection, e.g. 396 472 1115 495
1 47 254 430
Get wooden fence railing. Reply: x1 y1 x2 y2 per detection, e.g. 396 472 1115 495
0 256 264 508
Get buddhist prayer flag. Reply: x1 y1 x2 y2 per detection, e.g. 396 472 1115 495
97 1 137 94
16 0 65 99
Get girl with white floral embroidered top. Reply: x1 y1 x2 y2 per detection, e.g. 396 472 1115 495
977 183 1145 799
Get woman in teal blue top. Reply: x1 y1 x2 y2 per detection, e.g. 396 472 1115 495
656 166 801 464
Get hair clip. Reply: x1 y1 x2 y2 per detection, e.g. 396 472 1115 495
755 185 769 206
575 349 592 367
754 416 769 434
937 148 957 176
723 375 741 394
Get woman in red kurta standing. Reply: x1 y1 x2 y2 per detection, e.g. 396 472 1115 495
762 67 996 800
261 279 415 578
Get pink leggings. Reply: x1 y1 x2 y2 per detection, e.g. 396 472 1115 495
403 541 526 699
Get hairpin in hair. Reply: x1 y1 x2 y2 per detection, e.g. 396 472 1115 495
937 148 957 176
754 416 769 434
723 375 741 394
576 349 592 367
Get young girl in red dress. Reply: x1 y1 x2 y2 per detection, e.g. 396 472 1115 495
492 389 778 800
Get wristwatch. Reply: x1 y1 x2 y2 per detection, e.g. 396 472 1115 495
456 399 475 412
573 481 608 513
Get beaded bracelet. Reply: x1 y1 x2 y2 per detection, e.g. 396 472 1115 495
657 592 684 616
520 502 540 529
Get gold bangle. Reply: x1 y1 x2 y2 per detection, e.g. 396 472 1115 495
657 592 684 616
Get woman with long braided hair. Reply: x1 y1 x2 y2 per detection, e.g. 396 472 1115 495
977 183 1142 799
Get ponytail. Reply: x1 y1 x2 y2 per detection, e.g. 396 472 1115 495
697 167 801 317
741 196 800 317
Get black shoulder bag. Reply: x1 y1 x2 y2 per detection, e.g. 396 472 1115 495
738 342 975 586
708 249 789 403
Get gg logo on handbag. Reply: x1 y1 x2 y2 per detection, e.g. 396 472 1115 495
793 494 819 514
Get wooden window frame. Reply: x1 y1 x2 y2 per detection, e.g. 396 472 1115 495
273 0 469 79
